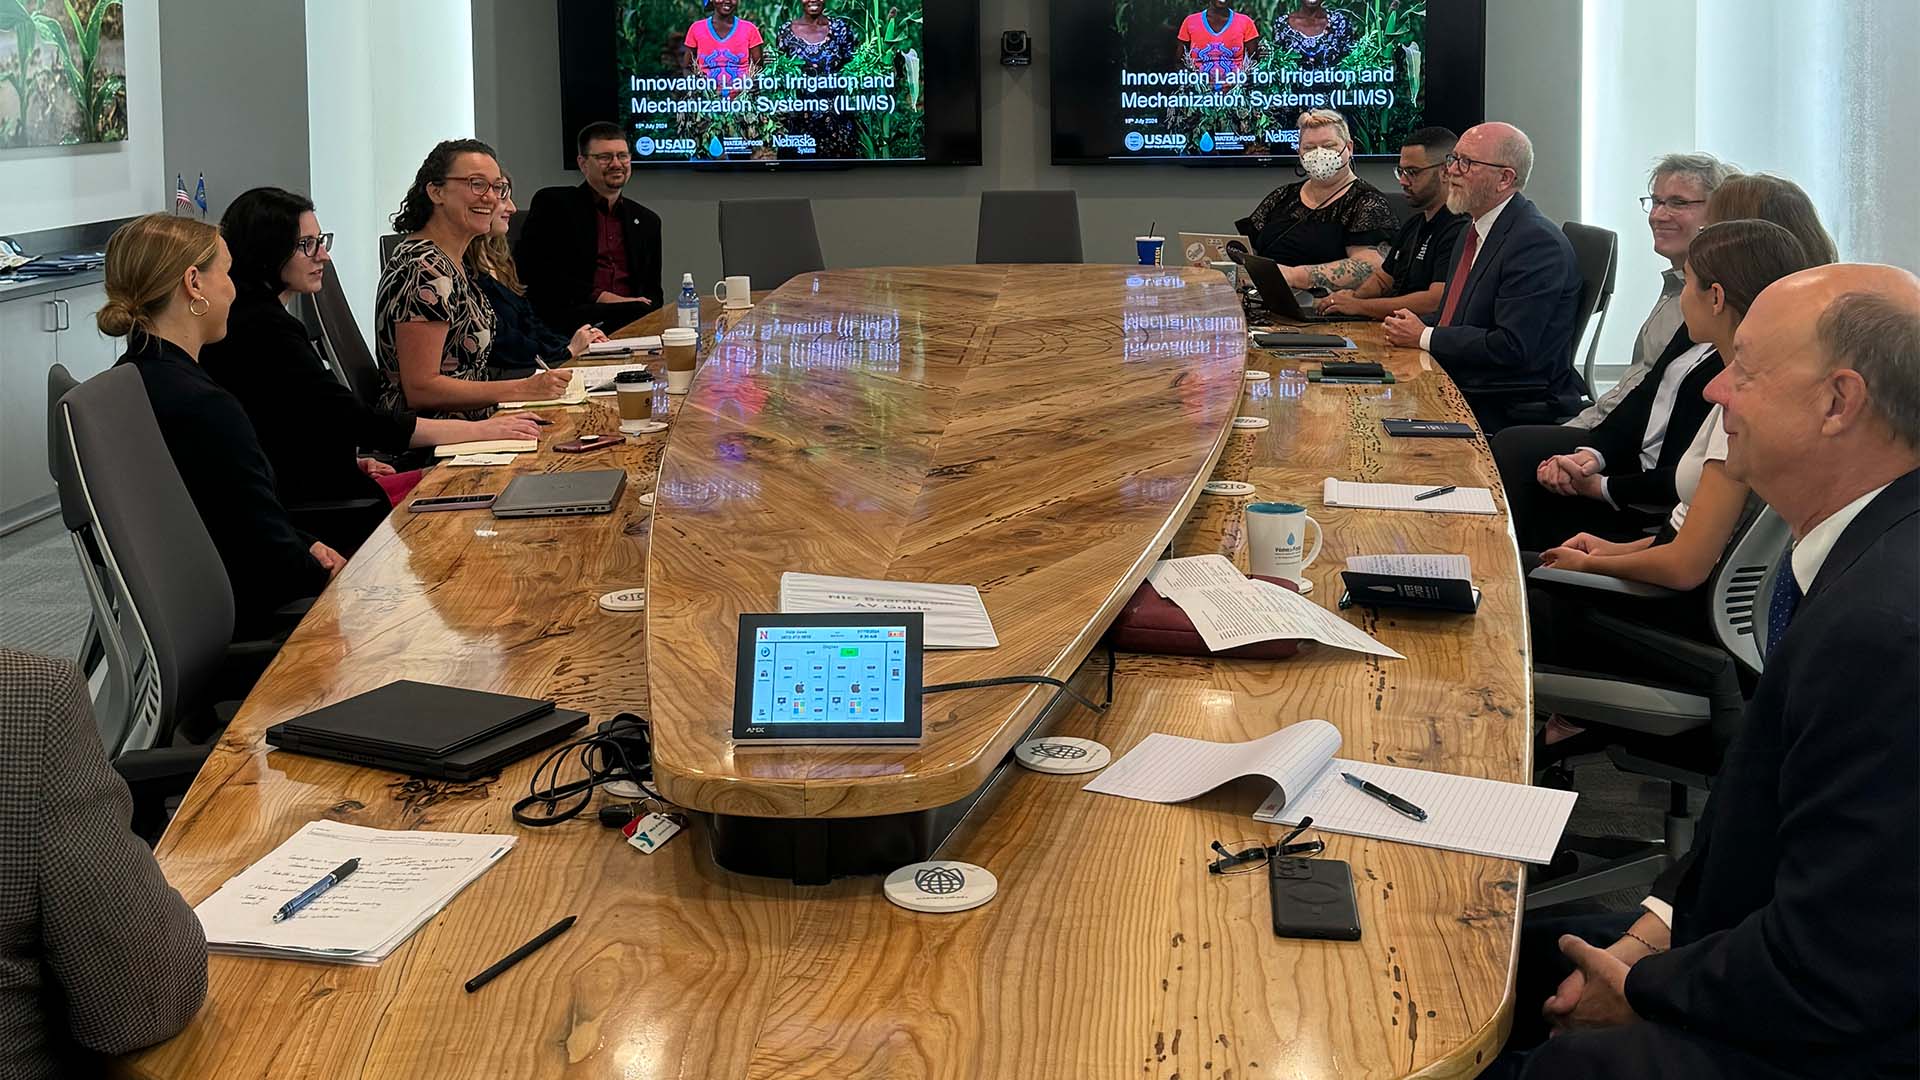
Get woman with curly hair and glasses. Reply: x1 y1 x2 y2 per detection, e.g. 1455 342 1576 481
376 139 570 418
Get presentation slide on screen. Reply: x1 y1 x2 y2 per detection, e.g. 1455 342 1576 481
616 0 925 163
1104 2 1427 158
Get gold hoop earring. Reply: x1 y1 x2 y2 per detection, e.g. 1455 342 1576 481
188 297 210 317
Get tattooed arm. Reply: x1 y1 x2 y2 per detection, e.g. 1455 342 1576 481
1289 244 1389 291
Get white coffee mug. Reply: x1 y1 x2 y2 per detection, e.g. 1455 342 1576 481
713 275 752 309
1246 501 1323 585
1210 260 1241 290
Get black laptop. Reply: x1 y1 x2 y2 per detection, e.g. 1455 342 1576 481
266 681 589 780
1240 254 1346 323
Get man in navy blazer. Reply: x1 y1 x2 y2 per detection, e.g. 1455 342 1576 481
1496 263 1920 1078
1384 122 1586 433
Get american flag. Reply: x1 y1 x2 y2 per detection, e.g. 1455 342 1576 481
174 175 191 214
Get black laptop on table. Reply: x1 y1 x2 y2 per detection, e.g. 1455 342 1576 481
1240 254 1346 324
266 681 588 781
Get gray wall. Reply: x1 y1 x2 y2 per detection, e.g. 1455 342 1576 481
474 0 1580 289
159 0 311 220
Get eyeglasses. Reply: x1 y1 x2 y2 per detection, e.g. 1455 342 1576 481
1444 152 1514 175
293 232 334 258
1207 818 1325 875
1393 162 1445 181
1639 195 1706 213
436 175 512 199
586 152 632 166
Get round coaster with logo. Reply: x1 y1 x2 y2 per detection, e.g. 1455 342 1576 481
602 779 646 800
1014 736 1111 775
1202 480 1256 497
620 420 669 436
598 588 647 612
1232 416 1270 430
638 491 655 507
884 861 998 914
1244 369 1271 382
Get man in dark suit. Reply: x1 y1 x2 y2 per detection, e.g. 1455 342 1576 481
1383 122 1586 433
0 650 208 1079
514 121 664 334
1497 264 1920 1078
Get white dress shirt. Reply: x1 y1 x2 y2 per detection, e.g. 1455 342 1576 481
1642 479 1895 929
1578 343 1717 509
1566 268 1687 429
1668 404 1730 532
1419 194 1515 353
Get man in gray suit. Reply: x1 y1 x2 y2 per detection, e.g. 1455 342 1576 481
0 649 207 1077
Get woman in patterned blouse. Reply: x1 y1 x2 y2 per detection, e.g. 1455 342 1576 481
776 1 863 160
374 139 570 419
1270 0 1357 67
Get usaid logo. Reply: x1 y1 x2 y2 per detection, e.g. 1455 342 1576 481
647 138 698 156
1124 131 1145 152
1133 132 1188 151
635 136 656 156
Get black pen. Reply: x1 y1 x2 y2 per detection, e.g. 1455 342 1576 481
1342 772 1428 821
1413 485 1455 501
464 915 577 993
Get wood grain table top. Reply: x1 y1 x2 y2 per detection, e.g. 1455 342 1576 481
120 271 1527 1080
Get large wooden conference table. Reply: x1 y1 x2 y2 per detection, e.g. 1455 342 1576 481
123 265 1529 1079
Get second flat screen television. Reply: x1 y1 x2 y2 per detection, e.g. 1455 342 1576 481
558 0 981 168
1051 0 1485 164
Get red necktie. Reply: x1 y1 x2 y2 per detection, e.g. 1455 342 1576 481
1436 226 1480 328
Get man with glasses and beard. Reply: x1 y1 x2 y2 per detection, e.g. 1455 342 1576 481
1384 121 1586 434
514 121 664 333
1315 126 1468 319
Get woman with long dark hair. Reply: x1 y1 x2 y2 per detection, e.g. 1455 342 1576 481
375 139 570 418
204 187 541 552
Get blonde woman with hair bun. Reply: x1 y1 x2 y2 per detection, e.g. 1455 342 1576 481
102 212 345 635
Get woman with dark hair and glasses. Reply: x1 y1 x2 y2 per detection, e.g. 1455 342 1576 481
375 139 570 418
203 187 541 554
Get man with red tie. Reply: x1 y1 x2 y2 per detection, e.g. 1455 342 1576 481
1384 122 1586 434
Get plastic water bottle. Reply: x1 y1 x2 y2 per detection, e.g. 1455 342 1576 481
676 273 699 332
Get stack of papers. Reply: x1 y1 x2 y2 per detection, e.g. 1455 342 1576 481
578 362 657 396
1146 555 1402 658
1083 719 1578 863
1323 478 1496 515
780 572 999 649
1344 553 1471 579
433 438 538 457
193 821 515 964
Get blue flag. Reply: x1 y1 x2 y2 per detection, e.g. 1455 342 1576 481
194 173 207 219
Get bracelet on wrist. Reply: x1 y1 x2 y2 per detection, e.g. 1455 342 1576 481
1622 930 1666 955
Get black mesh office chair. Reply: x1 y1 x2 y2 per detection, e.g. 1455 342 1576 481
46 364 125 747
1562 222 1620 401
313 263 386 409
54 368 256 840
719 198 826 288
976 190 1084 264
1523 500 1787 910
378 232 402 274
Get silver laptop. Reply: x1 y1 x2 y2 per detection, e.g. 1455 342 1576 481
1176 231 1248 268
490 469 627 518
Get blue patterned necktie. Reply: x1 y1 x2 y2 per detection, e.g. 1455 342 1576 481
1765 546 1801 658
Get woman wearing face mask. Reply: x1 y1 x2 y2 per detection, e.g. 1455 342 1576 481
376 139 570 419
469 183 606 373
99 214 342 636
1237 108 1395 290
203 187 543 555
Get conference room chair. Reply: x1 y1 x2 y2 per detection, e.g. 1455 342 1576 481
294 290 353 392
975 189 1084 264
1380 190 1415 227
506 208 526 253
54 367 282 839
718 198 826 288
378 231 402 274
1522 499 1786 910
45 364 122 744
313 263 386 409
1561 221 1619 401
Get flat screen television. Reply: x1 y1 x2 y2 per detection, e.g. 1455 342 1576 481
558 0 981 169
1050 0 1485 165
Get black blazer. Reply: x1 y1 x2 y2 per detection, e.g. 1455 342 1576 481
514 183 663 328
117 335 330 633
1424 193 1586 421
1628 470 1919 1075
476 273 569 370
1581 325 1722 509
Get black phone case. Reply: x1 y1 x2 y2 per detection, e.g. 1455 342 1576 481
555 436 622 454
1268 857 1362 941
1382 418 1477 439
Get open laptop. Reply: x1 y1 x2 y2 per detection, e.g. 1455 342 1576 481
1176 231 1248 268
491 469 627 518
1239 254 1346 323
